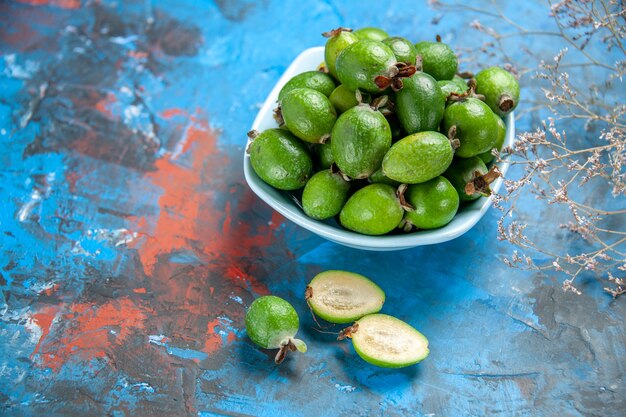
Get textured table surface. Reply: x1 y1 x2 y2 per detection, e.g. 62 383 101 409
1 1 624 416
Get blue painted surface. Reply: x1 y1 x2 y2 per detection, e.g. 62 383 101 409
0 1 624 416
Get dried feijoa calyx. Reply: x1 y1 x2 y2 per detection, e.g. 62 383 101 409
305 270 385 324
338 314 429 368
278 70 337 101
443 156 501 201
475 66 520 117
248 128 313 190
382 131 454 184
245 295 307 364
301 169 350 220
280 88 337 143
323 27 359 79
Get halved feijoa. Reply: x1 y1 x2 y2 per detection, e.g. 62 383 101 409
305 270 385 324
340 314 429 368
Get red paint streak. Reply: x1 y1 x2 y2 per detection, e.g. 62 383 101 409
94 93 117 118
133 287 147 294
128 50 149 59
204 318 223 354
17 0 80 9
160 108 187 119
34 298 150 371
30 305 60 360
65 171 81 194
225 265 270 296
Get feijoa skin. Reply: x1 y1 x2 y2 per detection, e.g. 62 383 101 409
475 67 520 116
478 115 506 164
339 184 403 235
369 167 401 187
278 71 337 101
438 76 469 97
281 88 337 144
313 141 335 169
324 29 359 79
329 84 360 114
306 270 385 324
395 72 445 134
353 27 389 42
249 128 313 190
404 176 459 229
336 40 397 93
345 314 429 368
301 170 350 220
382 37 417 65
331 105 392 179
414 41 458 81
443 156 489 201
382 131 454 184
443 97 498 158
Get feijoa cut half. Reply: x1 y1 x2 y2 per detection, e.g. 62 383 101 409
339 314 429 368
305 270 385 324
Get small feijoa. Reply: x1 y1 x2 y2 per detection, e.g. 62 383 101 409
301 169 350 220
323 28 359 79
353 27 389 42
245 295 307 364
403 176 459 230
382 36 417 65
305 270 385 324
414 40 458 81
278 70 337 101
281 88 337 143
339 314 429 368
339 183 404 235
475 66 520 116
442 97 498 158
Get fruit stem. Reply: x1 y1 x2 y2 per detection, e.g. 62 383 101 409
436 34 442 42
275 339 298 364
457 71 474 79
398 218 415 232
337 323 359 341
397 184 414 211
464 165 502 197
322 27 353 38
273 105 284 126
498 94 515 113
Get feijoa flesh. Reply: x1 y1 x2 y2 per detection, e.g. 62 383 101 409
339 314 429 368
305 270 385 324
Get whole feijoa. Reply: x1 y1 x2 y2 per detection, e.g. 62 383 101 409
478 115 507 164
248 128 313 190
329 84 362 114
443 97 498 158
332 104 392 179
302 169 351 220
324 28 359 79
281 88 337 143
443 156 489 201
382 131 454 184
395 72 445 134
278 71 337 101
353 27 389 42
475 66 520 116
339 183 403 235
404 176 459 229
382 36 417 65
414 40 458 81
336 40 397 93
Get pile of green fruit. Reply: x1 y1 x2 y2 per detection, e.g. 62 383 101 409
248 27 519 235
246 270 429 368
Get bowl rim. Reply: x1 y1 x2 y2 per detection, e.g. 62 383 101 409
243 46 515 250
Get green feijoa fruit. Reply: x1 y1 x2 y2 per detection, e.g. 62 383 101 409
478 115 506 164
249 128 313 190
438 77 468 97
369 167 401 187
339 183 403 235
336 40 397 93
443 156 488 201
404 176 459 230
332 105 391 179
313 141 335 169
414 40 458 81
395 72 445 134
382 36 417 65
245 295 307 364
382 131 454 184
443 97 498 158
324 28 359 79
340 314 429 368
475 66 520 116
354 27 389 42
301 169 350 220
278 71 337 102
329 84 360 114
305 270 385 324
281 88 337 143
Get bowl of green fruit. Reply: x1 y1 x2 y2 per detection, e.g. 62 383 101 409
243 27 518 251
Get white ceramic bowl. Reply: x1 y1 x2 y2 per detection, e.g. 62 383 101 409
243 46 515 251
